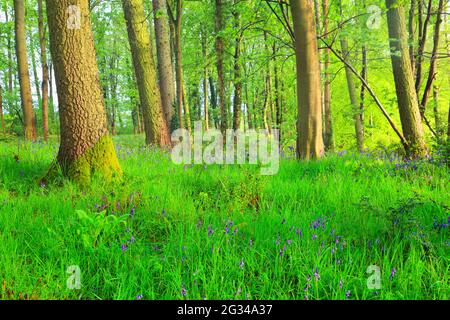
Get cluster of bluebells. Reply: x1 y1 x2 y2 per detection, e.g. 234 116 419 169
433 216 449 230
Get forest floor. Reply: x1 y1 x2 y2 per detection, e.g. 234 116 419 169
0 135 448 300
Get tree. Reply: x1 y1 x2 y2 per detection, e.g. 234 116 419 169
290 0 324 159
38 0 49 141
385 0 427 157
340 36 364 152
14 0 36 141
0 84 4 135
232 1 242 131
322 0 334 151
153 0 176 125
122 0 171 147
215 0 227 133
44 0 122 184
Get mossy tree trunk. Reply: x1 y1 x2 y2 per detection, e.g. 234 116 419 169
290 0 325 160
45 0 122 184
14 0 36 141
386 0 427 158
122 0 171 147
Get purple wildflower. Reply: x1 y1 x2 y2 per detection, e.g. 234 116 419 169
130 207 136 217
239 259 245 269
136 294 143 300
339 279 343 289
121 244 128 252
314 268 320 281
345 290 351 300
390 268 396 281
312 234 317 240
181 287 187 296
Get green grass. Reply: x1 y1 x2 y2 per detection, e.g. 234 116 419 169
0 135 448 300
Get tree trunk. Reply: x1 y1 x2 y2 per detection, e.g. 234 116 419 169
433 86 441 133
322 0 333 151
29 30 42 107
419 0 444 116
290 0 324 160
45 0 122 184
215 0 227 133
153 0 175 125
201 31 209 131
414 0 432 94
408 0 416 74
340 37 364 152
122 0 171 147
38 0 49 141
386 0 427 158
0 85 4 135
14 0 36 141
232 4 242 131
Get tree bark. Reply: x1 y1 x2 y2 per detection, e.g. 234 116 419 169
419 0 444 116
215 0 227 133
340 37 364 152
414 0 432 94
201 31 209 131
0 85 4 135
386 0 427 157
38 0 49 141
153 0 175 125
14 0 36 141
432 86 441 133
232 4 242 131
290 0 324 160
322 0 333 151
45 0 122 184
408 0 415 74
122 0 171 146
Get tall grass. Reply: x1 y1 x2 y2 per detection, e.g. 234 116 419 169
0 135 448 300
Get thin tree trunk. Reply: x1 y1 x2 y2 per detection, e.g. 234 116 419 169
340 37 364 152
360 44 368 144
408 0 416 74
44 0 122 183
290 0 324 159
419 0 444 116
29 30 42 107
0 85 4 135
415 0 432 94
386 0 427 157
152 0 175 125
232 4 242 131
322 0 333 151
215 0 226 133
201 31 209 131
38 0 49 141
122 0 171 146
14 0 36 141
432 86 441 133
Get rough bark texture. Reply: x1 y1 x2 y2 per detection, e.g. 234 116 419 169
215 0 227 133
340 37 364 152
290 0 324 160
152 0 175 124
322 0 333 151
38 0 49 141
45 0 122 184
122 0 171 147
14 0 36 141
386 0 427 158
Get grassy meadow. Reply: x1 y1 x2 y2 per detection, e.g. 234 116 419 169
0 135 448 300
